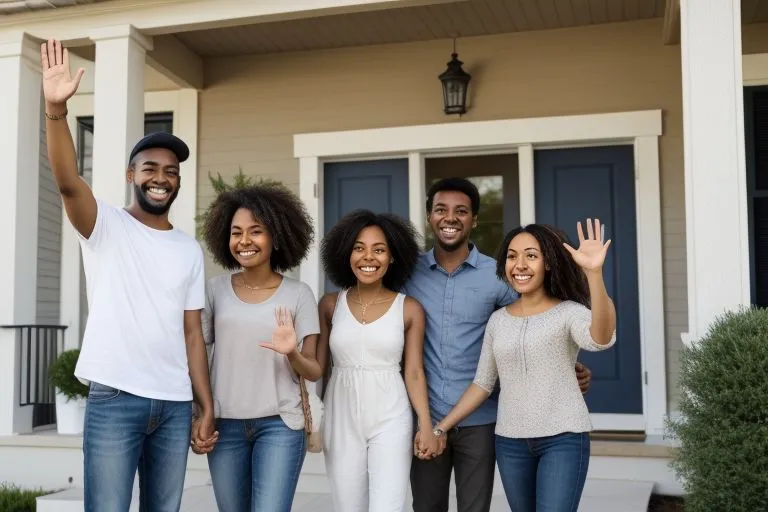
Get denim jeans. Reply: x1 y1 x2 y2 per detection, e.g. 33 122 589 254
207 416 307 512
495 432 590 512
83 382 192 512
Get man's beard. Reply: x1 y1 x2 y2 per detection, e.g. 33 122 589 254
134 183 179 215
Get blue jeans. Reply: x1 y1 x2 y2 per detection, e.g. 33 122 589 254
495 432 590 512
207 416 307 512
83 382 192 512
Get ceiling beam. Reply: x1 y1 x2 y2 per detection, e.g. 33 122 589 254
663 0 680 45
145 34 203 90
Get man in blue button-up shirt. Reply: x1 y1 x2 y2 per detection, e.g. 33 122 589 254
403 178 591 512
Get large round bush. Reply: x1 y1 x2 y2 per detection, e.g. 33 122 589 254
667 308 768 511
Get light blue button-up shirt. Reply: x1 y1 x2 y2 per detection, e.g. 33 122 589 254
402 244 517 427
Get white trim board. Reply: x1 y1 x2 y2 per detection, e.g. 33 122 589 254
58 90 198 351
294 109 667 436
744 53 768 87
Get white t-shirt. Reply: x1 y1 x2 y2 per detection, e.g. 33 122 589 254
74 199 206 401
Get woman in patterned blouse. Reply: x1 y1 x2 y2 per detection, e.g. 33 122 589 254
433 218 617 512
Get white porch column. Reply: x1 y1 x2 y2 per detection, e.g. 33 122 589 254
90 25 152 207
0 33 41 435
168 88 199 237
680 0 750 346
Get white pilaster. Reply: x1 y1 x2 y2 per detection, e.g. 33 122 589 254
0 33 41 435
680 0 750 346
168 88 199 237
408 152 426 246
299 157 323 300
90 25 152 207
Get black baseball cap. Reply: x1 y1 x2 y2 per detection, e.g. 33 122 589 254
129 132 190 164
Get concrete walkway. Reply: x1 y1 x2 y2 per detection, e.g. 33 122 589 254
38 478 654 511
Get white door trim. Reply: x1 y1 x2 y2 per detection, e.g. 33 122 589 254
294 109 666 435
58 90 198 351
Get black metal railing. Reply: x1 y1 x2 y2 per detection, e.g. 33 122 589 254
1 324 67 428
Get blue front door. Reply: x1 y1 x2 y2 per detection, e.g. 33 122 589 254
323 159 410 292
535 146 643 416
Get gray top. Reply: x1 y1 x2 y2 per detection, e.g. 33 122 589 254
201 274 320 429
473 300 616 438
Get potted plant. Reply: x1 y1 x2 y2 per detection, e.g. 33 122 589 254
48 349 89 435
666 307 768 511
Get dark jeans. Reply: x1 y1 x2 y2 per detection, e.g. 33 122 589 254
495 432 590 512
410 423 496 512
207 416 307 512
83 382 192 512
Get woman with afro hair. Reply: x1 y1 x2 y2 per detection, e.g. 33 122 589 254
433 219 617 512
316 209 438 512
196 183 322 512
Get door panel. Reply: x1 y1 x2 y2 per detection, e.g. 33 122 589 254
323 159 409 292
535 146 643 415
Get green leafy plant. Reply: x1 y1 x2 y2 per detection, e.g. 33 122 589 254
195 169 282 237
0 483 54 512
666 307 768 511
48 349 88 401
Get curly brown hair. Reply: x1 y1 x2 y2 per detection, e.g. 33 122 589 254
495 224 590 307
202 184 314 272
321 209 421 291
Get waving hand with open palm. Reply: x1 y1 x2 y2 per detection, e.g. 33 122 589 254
40 39 85 106
563 218 611 272
260 306 299 355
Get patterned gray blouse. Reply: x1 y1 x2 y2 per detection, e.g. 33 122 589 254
473 300 616 438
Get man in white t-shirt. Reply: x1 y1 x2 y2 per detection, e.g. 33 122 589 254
40 39 217 512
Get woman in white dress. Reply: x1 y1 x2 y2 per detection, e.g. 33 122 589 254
316 209 439 512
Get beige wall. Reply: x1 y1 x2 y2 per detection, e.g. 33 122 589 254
197 18 768 411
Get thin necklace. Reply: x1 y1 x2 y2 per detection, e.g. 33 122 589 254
237 274 280 292
354 283 382 324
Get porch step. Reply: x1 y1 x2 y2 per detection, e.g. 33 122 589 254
37 479 654 512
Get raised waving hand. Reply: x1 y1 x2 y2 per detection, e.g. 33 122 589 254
41 39 85 106
563 218 611 271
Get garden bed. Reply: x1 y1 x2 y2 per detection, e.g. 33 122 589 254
648 494 685 512
0 483 55 512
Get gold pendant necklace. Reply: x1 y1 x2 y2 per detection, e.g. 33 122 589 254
355 284 382 324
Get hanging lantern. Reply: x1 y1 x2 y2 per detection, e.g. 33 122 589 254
438 52 471 115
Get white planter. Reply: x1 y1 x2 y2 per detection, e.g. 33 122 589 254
55 391 86 435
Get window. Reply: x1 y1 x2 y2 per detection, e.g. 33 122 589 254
424 154 520 257
746 86 768 306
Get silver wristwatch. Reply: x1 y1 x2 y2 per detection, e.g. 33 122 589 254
432 426 445 437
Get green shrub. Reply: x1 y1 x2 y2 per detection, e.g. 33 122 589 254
48 349 88 401
195 169 282 237
0 483 52 512
666 307 768 511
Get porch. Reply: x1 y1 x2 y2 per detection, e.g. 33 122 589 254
0 429 678 510
1 0 767 506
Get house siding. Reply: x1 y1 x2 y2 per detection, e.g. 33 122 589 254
36 106 62 326
197 18 768 411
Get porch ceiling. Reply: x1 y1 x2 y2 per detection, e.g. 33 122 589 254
743 0 768 24
0 0 114 15
175 0 669 57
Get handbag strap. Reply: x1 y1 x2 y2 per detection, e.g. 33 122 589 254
298 376 313 434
